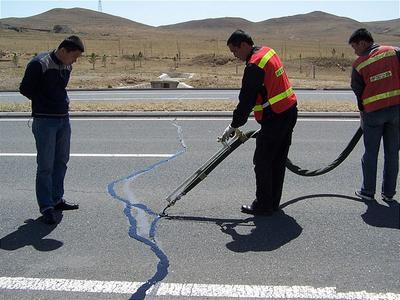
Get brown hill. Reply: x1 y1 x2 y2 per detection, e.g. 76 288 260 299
0 8 398 44
0 7 153 34
365 19 400 35
159 17 255 33
254 11 364 40
162 11 399 43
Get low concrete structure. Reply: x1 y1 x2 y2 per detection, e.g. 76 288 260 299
150 80 179 89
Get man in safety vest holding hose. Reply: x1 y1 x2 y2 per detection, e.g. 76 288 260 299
220 30 297 216
349 28 400 202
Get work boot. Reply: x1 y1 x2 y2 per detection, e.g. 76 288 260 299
55 200 79 211
42 208 56 225
241 204 274 216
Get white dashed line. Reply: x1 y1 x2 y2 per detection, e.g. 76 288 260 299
0 117 359 122
0 153 173 158
1 277 399 299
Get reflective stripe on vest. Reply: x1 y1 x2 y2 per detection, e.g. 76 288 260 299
252 87 293 112
253 101 270 112
257 49 276 68
268 87 294 105
355 50 396 72
363 89 400 105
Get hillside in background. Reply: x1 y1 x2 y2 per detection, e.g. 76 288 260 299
0 8 154 35
365 18 400 35
1 8 399 91
161 11 399 44
0 8 399 43
255 11 364 41
159 17 256 32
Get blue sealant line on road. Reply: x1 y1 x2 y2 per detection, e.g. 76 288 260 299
107 123 186 299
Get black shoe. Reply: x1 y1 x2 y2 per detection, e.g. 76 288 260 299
241 204 274 216
55 201 79 211
42 208 56 224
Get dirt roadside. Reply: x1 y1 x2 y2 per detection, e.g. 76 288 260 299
0 99 358 113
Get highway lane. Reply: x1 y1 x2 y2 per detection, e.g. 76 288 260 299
0 116 398 300
0 89 356 103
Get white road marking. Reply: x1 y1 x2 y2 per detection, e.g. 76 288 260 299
0 277 398 299
68 97 233 101
0 118 359 122
67 91 237 96
0 153 173 158
296 91 353 95
0 90 353 96
0 118 359 157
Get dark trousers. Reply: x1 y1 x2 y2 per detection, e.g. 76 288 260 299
360 105 399 197
253 106 297 211
32 117 71 213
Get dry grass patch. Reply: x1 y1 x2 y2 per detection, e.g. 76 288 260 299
0 100 357 112
1 29 355 90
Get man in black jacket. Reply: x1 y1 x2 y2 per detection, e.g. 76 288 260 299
20 36 84 224
220 30 297 216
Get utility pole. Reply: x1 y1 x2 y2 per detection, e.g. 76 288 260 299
98 0 102 12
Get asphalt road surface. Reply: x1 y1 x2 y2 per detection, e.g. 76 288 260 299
0 89 356 103
0 116 399 300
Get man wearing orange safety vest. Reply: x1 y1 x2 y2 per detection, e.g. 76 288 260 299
220 30 297 216
349 28 400 202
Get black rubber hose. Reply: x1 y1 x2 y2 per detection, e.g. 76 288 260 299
250 127 363 177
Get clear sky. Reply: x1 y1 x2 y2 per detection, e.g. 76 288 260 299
1 0 399 26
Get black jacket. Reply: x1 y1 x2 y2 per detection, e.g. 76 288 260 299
231 46 271 128
20 50 71 117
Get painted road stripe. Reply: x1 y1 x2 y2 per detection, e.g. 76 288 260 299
0 277 399 299
0 118 359 122
0 153 173 158
68 97 232 101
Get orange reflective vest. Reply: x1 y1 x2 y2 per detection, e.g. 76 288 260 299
248 47 297 120
353 45 400 112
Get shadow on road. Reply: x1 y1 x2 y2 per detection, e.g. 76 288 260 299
0 212 64 251
362 200 400 229
164 212 302 252
221 211 302 252
280 193 364 209
282 193 399 229
164 193 399 254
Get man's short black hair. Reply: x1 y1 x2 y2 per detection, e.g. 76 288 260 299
348 28 374 44
227 29 254 47
58 35 85 52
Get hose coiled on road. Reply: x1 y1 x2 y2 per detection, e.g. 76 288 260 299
251 127 363 177
285 127 363 176
162 127 363 214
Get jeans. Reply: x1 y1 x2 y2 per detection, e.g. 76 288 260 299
361 105 399 198
32 117 71 213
